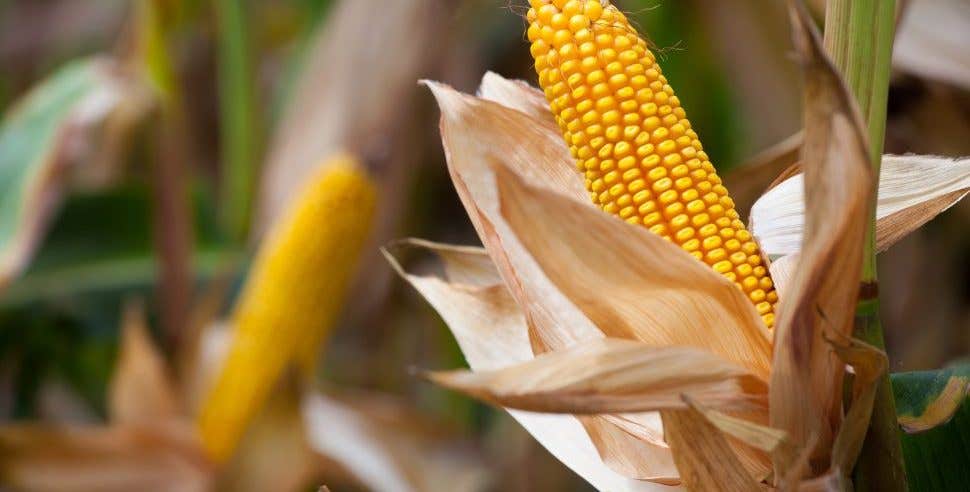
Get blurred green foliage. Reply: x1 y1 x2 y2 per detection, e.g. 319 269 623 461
630 0 745 170
0 185 237 415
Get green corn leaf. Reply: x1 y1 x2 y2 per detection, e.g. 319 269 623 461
892 364 970 492
1 186 242 310
0 185 242 415
0 57 136 291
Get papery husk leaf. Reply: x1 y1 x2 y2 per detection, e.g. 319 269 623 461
477 72 557 132
492 162 773 480
108 300 180 425
684 396 799 472
578 416 680 486
872 155 969 252
661 407 762 491
383 241 533 372
796 470 846 492
779 434 820 491
827 335 889 476
428 338 768 414
0 423 211 492
894 0 970 91
0 57 140 291
492 162 772 378
425 80 690 485
384 241 678 489
751 155 969 257
768 254 799 302
426 80 601 354
588 413 683 483
303 392 490 492
769 0 874 466
598 413 667 448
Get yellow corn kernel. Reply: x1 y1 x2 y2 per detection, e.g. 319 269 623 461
196 154 377 463
526 0 777 327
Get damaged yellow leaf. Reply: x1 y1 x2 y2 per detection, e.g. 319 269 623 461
897 376 969 434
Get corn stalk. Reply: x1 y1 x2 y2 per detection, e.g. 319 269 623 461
138 0 194 351
823 1 907 490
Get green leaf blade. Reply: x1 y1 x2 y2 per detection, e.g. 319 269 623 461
0 58 111 288
893 365 970 492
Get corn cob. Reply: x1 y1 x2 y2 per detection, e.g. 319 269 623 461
526 0 777 327
197 154 377 463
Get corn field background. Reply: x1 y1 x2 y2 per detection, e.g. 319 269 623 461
0 0 967 491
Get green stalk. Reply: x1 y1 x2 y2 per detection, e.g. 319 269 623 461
137 0 195 351
823 1 907 490
215 0 259 241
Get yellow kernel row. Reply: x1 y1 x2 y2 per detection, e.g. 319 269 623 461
526 0 777 327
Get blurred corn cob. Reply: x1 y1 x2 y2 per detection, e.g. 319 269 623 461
526 0 778 327
197 154 377 463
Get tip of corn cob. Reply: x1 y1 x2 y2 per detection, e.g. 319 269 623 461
524 0 778 328
196 154 377 463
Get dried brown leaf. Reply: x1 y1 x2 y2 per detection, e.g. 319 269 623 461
598 413 667 448
421 79 715 485
477 72 557 131
577 416 680 486
0 423 211 492
795 469 846 492
661 407 761 491
489 156 774 482
383 240 533 372
828 336 889 474
428 338 768 414
769 0 875 462
493 162 772 378
751 155 969 257
874 155 969 252
385 241 677 489
768 254 800 302
426 80 601 353
108 301 180 425
484 154 770 480
685 396 796 466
